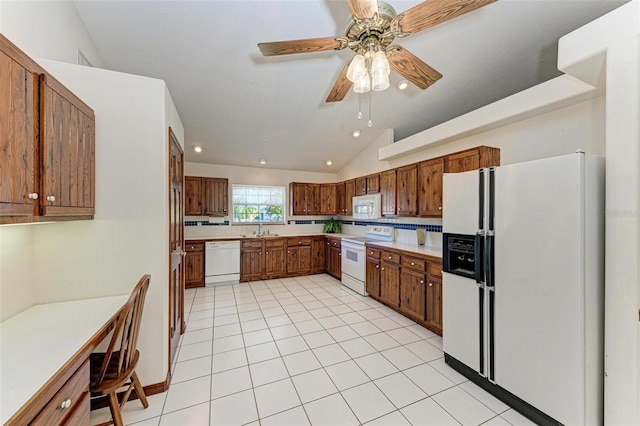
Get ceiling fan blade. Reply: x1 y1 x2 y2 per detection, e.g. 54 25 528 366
326 57 354 103
399 0 496 35
386 46 442 90
347 0 379 20
258 37 347 56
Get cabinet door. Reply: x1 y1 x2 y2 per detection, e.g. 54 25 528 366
426 277 442 335
397 165 417 216
299 245 312 273
307 184 320 215
320 183 337 215
445 148 480 173
400 269 426 320
418 158 443 217
264 246 285 278
240 249 263 281
290 183 306 215
380 170 396 216
366 174 380 193
185 250 204 288
312 238 325 273
335 182 345 215
185 177 203 215
355 177 367 196
40 74 95 217
344 180 355 215
365 258 380 297
380 261 400 307
330 246 342 278
204 177 228 216
0 49 38 218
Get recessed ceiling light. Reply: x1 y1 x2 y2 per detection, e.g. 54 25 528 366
326 160 333 166
397 80 409 90
193 145 203 153
352 130 361 138
259 158 267 165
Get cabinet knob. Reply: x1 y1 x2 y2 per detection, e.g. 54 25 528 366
381 267 385 271
429 282 433 287
388 256 392 259
60 399 71 410
47 195 55 202
376 265 379 269
420 280 424 284
438 206 442 210
266 251 269 255
411 262 415 266
28 193 39 200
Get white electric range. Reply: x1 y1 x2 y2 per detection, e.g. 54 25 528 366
341 226 394 296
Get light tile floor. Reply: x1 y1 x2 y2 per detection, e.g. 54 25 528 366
91 274 537 426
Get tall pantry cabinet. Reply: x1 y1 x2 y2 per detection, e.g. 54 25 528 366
0 35 95 224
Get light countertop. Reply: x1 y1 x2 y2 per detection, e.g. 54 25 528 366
0 295 129 423
366 241 443 259
186 232 355 241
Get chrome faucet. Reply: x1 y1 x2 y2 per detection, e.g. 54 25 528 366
257 222 262 235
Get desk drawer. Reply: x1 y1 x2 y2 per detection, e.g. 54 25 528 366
32 360 89 425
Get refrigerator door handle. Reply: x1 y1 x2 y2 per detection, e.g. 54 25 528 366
488 167 495 232
474 233 484 284
478 169 485 231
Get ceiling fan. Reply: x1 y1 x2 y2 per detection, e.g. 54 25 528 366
258 0 496 102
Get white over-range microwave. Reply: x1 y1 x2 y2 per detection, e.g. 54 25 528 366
352 193 382 219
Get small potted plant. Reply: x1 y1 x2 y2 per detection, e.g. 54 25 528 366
323 217 342 234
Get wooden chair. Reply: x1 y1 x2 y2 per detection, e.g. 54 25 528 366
90 274 151 426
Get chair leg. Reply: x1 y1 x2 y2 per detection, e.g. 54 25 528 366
132 371 149 408
108 392 124 426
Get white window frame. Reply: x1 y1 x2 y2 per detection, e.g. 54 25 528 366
231 184 286 225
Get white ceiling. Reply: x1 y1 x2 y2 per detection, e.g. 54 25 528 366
72 0 625 173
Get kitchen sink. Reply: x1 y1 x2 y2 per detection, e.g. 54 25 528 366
254 233 279 237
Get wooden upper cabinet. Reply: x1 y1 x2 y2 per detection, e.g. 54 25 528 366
307 184 320 215
203 177 228 216
290 182 307 215
185 176 228 216
418 158 444 217
185 176 203 215
344 180 355 215
380 170 396 216
396 165 418 216
366 174 380 194
0 47 37 219
335 182 345 216
445 146 500 173
355 176 367 196
40 74 95 217
1 35 95 224
320 183 337 215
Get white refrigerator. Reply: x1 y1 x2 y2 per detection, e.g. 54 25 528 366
442 152 604 425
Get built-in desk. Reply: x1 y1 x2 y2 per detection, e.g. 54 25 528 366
1 295 129 425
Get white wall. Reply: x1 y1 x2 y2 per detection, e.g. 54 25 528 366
0 226 36 321
29 59 182 387
0 0 105 67
338 97 605 179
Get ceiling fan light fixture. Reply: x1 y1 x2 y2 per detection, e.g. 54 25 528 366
354 70 371 93
371 50 390 76
371 68 390 91
346 54 366 83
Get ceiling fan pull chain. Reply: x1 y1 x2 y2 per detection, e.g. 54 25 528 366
368 92 373 127
358 95 363 119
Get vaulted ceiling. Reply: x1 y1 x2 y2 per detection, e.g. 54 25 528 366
73 0 626 172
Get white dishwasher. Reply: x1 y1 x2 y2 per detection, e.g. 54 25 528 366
205 241 240 285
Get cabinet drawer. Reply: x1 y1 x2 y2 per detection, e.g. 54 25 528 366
328 238 341 248
242 240 263 250
429 262 443 278
32 360 89 425
402 256 426 272
185 241 204 251
265 238 284 248
287 238 311 247
366 247 381 259
381 251 400 264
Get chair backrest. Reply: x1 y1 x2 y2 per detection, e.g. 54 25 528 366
93 274 150 388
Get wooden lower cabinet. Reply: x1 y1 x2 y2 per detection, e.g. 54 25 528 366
286 238 312 276
184 241 205 288
379 250 400 307
367 244 443 336
325 237 342 279
426 261 443 335
264 239 286 278
240 239 264 281
312 237 325 274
